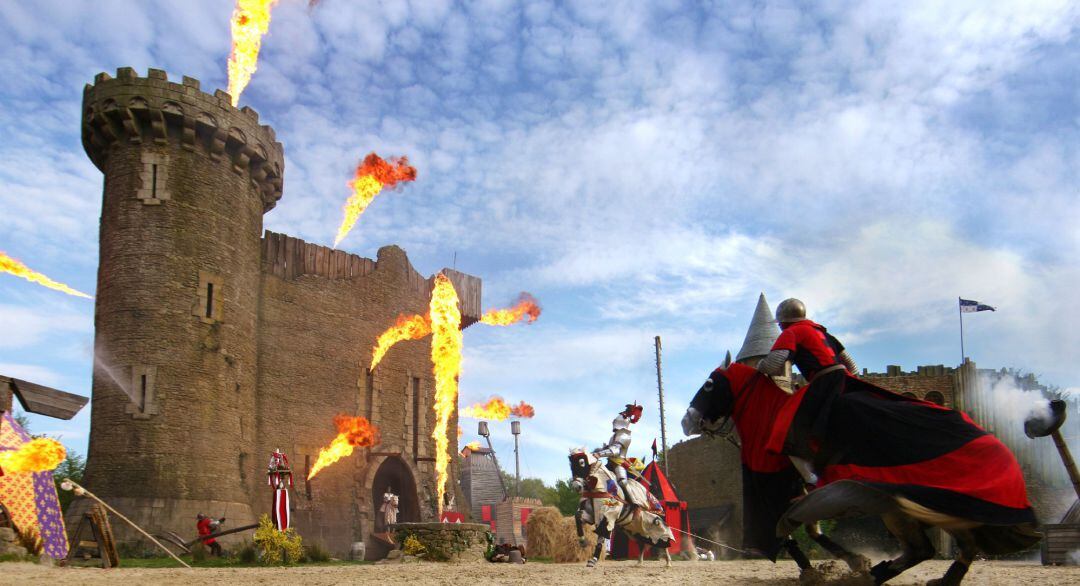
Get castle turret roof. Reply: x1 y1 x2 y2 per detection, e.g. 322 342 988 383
735 293 780 363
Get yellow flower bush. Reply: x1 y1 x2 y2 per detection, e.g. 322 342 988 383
253 514 304 565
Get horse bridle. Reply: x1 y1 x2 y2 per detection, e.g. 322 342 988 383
702 371 765 449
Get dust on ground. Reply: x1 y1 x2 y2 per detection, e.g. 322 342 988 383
3 559 1079 586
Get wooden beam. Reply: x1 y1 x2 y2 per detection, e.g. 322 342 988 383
3 376 89 420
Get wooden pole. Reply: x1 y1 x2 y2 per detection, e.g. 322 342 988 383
654 336 669 474
62 478 191 568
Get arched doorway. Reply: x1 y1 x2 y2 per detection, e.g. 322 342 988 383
371 456 420 532
924 391 945 406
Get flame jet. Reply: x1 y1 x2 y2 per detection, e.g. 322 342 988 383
333 153 418 247
0 438 67 474
462 397 536 421
307 415 380 480
429 274 462 514
370 313 431 370
0 252 92 299
227 0 278 106
480 293 541 326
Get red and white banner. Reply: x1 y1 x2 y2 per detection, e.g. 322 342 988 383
272 487 290 531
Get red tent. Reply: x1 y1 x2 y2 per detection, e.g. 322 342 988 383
611 461 689 559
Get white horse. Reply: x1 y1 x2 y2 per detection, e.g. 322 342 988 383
569 448 674 567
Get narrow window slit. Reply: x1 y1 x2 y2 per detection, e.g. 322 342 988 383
139 374 147 411
205 282 215 318
151 164 158 199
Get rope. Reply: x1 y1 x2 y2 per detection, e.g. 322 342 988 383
669 525 752 555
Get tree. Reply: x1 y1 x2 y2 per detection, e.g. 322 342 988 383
53 450 86 513
542 479 581 516
500 471 548 500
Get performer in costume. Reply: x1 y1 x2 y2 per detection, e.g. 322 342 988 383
380 487 399 530
757 298 858 472
267 449 293 532
593 403 646 507
196 513 225 556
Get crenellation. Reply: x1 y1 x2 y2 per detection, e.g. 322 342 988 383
94 71 112 83
82 69 285 210
147 68 167 81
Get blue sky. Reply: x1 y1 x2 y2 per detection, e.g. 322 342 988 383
0 0 1077 485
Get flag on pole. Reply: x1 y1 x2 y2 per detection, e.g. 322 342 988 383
651 438 658 460
959 298 995 313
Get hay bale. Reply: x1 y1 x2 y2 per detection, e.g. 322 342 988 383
526 507 590 563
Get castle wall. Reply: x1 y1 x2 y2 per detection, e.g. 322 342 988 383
254 236 443 553
666 436 742 557
72 68 481 557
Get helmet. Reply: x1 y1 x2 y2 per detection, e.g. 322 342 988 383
612 416 630 431
774 298 807 324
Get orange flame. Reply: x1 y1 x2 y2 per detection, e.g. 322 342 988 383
0 252 92 299
463 441 481 452
462 396 535 420
227 0 278 107
333 153 418 247
511 400 536 419
307 415 380 480
430 273 462 514
370 313 432 370
457 425 464 439
480 292 541 326
0 438 66 474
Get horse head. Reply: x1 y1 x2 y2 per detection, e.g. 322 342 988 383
682 367 736 437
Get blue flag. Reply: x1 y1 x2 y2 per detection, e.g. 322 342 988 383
959 298 995 313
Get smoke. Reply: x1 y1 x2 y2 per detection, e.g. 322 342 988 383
973 370 1079 522
92 349 134 404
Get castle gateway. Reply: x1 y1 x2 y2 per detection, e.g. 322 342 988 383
67 68 481 557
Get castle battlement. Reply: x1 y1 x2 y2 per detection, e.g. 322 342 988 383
82 67 284 211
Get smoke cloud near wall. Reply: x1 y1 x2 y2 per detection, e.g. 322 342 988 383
971 370 1079 522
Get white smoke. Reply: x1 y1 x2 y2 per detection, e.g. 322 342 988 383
973 370 1079 523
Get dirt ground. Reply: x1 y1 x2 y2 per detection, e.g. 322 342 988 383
2 559 1079 586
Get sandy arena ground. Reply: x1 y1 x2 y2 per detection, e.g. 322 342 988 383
2 559 1079 586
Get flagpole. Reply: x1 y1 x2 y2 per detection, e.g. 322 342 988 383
654 335 668 475
958 297 966 364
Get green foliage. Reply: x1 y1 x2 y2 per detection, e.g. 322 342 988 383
302 541 331 563
236 540 258 564
191 542 208 563
253 514 303 565
12 410 31 434
542 479 582 516
53 450 86 513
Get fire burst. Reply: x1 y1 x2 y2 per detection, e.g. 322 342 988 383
227 0 278 106
370 313 431 370
462 397 536 421
0 252 92 299
333 153 418 247
429 274 462 513
462 441 481 452
480 293 541 326
0 438 66 474
307 415 380 480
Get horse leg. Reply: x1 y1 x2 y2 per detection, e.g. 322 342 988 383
588 516 612 568
663 545 672 568
783 538 812 570
869 512 935 585
928 530 978 586
806 521 871 574
637 544 645 566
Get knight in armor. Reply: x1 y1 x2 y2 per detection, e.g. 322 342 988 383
758 298 859 472
593 403 644 506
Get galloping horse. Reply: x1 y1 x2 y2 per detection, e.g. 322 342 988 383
685 362 1040 585
681 363 870 578
568 449 674 567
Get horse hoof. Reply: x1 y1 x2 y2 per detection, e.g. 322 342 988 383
586 558 597 568
846 555 873 575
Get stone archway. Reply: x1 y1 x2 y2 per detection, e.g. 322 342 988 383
371 456 420 533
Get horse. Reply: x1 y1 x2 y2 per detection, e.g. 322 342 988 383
681 363 871 580
685 362 1040 585
568 449 674 567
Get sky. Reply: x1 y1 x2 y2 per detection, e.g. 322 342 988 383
0 0 1077 485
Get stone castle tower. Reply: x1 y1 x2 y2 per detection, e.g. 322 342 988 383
71 68 481 556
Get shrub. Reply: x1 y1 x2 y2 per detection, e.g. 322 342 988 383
401 534 426 557
191 542 208 563
235 540 258 564
303 541 331 563
253 514 303 565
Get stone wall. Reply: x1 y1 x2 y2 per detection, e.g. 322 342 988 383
666 436 742 557
393 522 491 562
